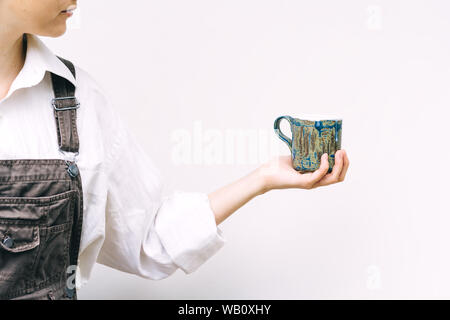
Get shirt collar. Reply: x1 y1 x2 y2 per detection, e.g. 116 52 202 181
4 34 77 101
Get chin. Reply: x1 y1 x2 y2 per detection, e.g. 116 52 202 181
43 25 68 38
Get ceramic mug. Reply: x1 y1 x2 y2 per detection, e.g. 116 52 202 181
273 114 342 173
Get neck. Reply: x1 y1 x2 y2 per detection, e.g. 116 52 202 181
0 29 26 101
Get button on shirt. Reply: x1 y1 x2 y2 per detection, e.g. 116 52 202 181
0 34 226 287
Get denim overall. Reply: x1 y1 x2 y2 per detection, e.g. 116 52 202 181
0 54 84 300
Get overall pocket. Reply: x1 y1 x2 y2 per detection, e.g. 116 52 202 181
0 204 44 298
0 223 40 277
29 190 78 287
0 190 78 299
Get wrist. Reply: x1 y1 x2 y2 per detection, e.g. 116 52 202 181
252 166 271 196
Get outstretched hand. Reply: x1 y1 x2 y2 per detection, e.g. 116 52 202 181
258 149 349 193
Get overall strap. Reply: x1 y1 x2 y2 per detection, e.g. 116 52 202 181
50 57 80 153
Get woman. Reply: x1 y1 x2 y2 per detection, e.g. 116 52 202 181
0 0 349 300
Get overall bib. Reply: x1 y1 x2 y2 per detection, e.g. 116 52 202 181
0 56 84 300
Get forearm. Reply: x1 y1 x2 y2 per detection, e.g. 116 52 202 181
208 167 266 225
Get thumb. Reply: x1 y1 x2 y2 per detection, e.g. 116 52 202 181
308 153 330 185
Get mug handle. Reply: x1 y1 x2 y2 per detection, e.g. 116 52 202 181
273 115 293 152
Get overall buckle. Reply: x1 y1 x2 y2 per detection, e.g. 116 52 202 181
52 96 80 111
59 149 80 177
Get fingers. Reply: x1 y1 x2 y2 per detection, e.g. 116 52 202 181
304 153 329 189
338 150 349 182
312 150 345 187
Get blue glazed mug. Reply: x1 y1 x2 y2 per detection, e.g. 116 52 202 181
273 114 342 173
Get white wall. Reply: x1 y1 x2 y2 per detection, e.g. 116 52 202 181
42 0 450 299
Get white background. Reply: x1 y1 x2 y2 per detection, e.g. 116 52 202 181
43 0 450 299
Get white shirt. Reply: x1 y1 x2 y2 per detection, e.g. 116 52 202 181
0 34 226 287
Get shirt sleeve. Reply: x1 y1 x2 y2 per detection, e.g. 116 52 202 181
95 99 226 280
